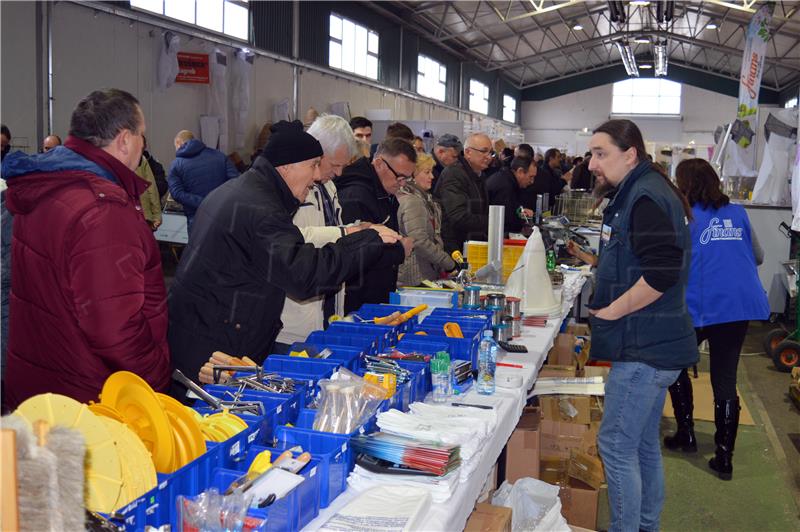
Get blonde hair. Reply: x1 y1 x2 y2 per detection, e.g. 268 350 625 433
415 152 435 173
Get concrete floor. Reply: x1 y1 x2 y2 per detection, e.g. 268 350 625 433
659 321 800 531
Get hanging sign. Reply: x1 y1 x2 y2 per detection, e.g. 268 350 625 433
176 52 210 84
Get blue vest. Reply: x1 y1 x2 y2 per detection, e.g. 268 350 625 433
590 162 699 370
686 203 769 327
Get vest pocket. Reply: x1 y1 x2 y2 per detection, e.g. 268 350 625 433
596 239 620 280
588 315 624 361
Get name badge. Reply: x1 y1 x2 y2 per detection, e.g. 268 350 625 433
601 224 613 242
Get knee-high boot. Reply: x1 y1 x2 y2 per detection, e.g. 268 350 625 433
708 397 740 480
663 369 697 452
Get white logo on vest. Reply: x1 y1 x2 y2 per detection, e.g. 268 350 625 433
700 217 744 244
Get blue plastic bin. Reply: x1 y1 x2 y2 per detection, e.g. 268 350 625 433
306 331 379 354
354 303 418 333
263 355 343 376
327 321 397 349
273 426 353 508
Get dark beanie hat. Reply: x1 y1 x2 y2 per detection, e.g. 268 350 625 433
262 120 323 167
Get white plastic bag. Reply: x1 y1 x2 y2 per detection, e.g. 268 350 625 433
492 478 570 531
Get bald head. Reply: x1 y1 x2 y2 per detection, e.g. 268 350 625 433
43 135 62 152
463 133 493 173
174 130 194 150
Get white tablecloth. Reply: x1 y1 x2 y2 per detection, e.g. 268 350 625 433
304 272 587 531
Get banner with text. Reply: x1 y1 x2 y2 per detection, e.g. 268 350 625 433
176 52 210 84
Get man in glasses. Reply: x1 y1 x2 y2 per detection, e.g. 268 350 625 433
434 133 493 254
337 137 416 312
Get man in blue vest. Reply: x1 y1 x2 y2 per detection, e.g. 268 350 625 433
587 120 698 532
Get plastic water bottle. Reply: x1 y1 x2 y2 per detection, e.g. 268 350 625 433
477 331 497 395
431 359 449 403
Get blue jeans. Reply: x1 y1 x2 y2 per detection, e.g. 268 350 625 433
598 362 680 532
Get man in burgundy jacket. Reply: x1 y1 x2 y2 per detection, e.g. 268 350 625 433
2 89 171 409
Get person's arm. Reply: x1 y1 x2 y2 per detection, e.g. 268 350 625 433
399 196 455 272
437 172 489 233
254 214 387 301
338 186 378 225
168 161 205 209
591 197 683 320
66 206 167 376
299 225 346 247
750 225 764 266
225 157 240 180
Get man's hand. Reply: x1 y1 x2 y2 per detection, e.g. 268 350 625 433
520 208 534 218
400 236 414 257
148 220 162 231
588 306 620 321
370 224 402 241
346 222 373 235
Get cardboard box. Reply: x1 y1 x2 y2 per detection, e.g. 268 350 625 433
540 419 597 460
540 457 568 485
548 334 577 366
539 365 578 378
566 323 591 337
568 450 605 490
560 479 600 530
580 366 610 381
477 463 498 503
505 407 541 483
465 503 512 532
541 395 592 425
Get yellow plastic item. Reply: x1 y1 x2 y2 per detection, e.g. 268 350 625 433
99 371 175 474
290 350 309 358
157 393 207 470
451 250 465 264
464 241 525 282
15 393 123 513
247 449 273 476
374 311 401 325
444 322 464 338
88 402 126 423
201 411 248 441
414 331 428 335
399 304 428 322
99 416 158 510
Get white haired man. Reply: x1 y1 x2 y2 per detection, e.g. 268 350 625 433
274 114 400 351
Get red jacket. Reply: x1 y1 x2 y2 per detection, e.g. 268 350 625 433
3 140 170 408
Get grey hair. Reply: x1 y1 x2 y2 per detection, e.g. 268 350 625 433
307 114 359 159
464 133 490 149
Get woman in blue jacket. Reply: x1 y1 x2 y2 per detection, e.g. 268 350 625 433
664 158 769 480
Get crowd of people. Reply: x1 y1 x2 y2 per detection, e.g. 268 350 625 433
0 88 771 532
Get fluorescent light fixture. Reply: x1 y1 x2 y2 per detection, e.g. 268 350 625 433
706 21 719 29
654 40 668 76
631 1 651 6
615 41 639 77
633 36 651 44
640 64 653 69
572 22 584 30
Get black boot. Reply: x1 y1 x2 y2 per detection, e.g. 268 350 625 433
663 369 697 452
709 397 740 480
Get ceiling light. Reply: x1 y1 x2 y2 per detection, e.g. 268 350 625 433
615 41 639 77
630 1 651 6
572 22 584 31
633 36 651 44
654 40 668 77
640 64 653 69
706 21 719 30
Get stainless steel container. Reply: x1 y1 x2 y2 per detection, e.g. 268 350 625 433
493 323 510 342
511 318 522 338
463 286 481 308
487 293 506 309
487 305 503 326
505 297 521 319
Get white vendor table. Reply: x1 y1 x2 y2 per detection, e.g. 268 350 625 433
303 272 588 531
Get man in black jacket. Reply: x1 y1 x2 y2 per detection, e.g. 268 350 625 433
167 121 394 396
337 138 415 313
431 133 462 187
434 133 493 254
486 156 537 235
529 148 567 211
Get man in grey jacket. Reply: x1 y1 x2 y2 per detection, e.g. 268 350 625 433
433 133 493 254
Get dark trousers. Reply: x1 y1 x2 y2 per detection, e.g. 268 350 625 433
694 320 749 401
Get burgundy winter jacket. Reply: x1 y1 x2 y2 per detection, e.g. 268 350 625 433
2 137 171 408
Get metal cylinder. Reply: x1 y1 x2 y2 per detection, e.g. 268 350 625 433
487 293 506 309
487 305 503 326
505 297 521 319
486 205 505 285
493 323 510 342
511 318 522 338
463 286 481 307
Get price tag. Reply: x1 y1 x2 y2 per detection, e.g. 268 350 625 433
248 429 260 443
230 441 241 457
341 443 348 454
277 405 282 414
310 467 317 477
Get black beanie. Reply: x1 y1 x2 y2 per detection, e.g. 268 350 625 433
262 120 323 167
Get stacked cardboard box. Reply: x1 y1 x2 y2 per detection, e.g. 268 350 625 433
465 503 512 532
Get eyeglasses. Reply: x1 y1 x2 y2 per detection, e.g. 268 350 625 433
380 158 413 181
467 146 495 158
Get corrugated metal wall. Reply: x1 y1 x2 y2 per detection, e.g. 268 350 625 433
252 1 293 57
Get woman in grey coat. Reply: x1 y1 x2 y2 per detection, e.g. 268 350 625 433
397 153 456 286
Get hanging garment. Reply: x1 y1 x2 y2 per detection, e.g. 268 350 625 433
231 50 253 150
157 32 180 91
207 48 229 153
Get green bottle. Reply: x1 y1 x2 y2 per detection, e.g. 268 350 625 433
546 249 556 272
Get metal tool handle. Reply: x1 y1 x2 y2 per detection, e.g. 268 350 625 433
172 369 221 409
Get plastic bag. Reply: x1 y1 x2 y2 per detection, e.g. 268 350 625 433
313 369 386 434
177 488 252 532
492 478 570 531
